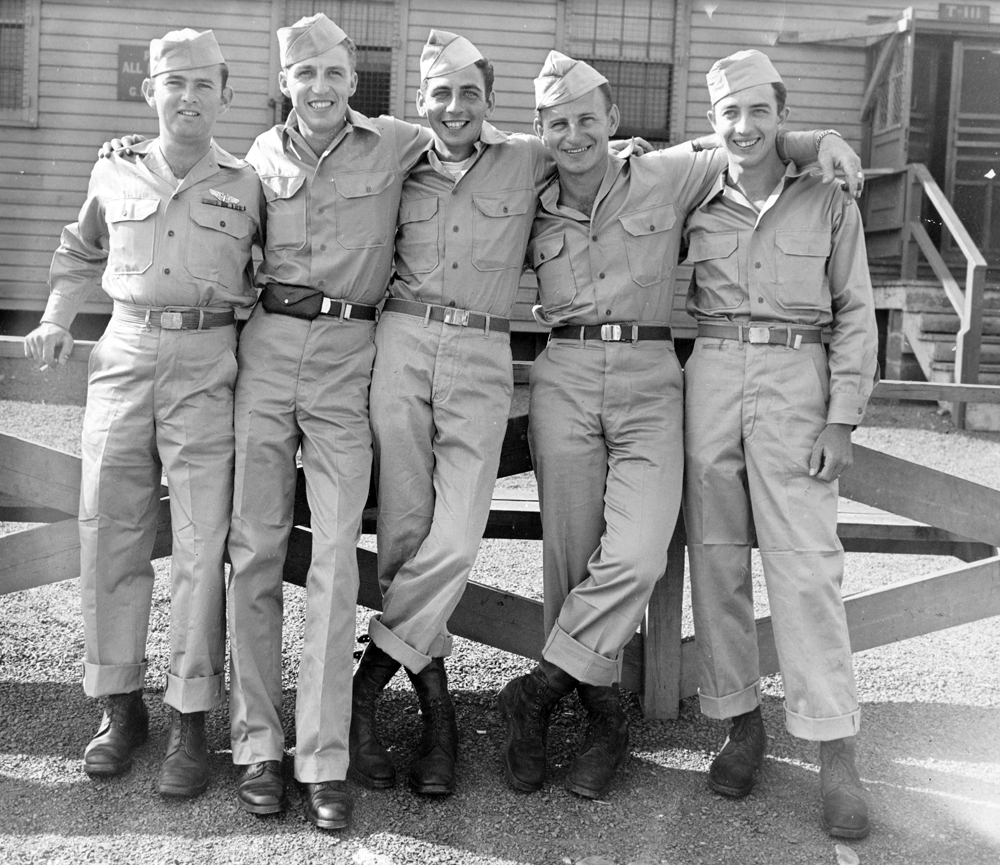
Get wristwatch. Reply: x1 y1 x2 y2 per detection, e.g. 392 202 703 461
814 129 842 151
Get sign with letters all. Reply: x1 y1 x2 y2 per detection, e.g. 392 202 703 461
939 3 990 22
118 44 149 102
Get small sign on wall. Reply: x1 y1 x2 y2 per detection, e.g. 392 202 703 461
118 44 149 102
939 3 991 22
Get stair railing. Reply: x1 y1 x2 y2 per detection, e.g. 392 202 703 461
864 163 987 428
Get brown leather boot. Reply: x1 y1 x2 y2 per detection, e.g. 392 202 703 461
820 737 870 839
405 657 458 796
497 659 576 792
565 684 629 799
348 641 400 788
83 690 148 777
157 709 209 798
708 706 767 797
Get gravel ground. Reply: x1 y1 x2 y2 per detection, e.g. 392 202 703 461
1 395 999 865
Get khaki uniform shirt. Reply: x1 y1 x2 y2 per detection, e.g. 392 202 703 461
43 139 264 330
528 146 728 328
248 107 430 304
683 164 878 425
391 122 551 315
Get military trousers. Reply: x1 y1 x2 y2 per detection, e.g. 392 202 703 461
684 336 861 741
227 305 376 783
528 337 684 686
80 312 236 711
368 311 513 672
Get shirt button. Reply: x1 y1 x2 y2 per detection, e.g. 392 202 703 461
755 262 762 269
453 225 459 232
605 309 612 315
452 262 459 269
163 268 170 275
320 243 327 251
318 280 326 287
220 221 226 227
591 234 597 241
539 253 546 260
366 186 371 192
599 272 605 279
448 301 456 307
318 207 325 214
649 224 655 231
503 206 508 213
167 230 174 237
758 297 764 303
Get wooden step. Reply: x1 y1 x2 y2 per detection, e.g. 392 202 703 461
913 312 1000 336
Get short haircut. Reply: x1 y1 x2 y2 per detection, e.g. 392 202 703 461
419 57 495 99
772 81 786 113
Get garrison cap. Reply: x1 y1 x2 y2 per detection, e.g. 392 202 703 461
707 49 783 105
278 13 348 68
420 29 484 81
149 29 226 77
534 50 608 110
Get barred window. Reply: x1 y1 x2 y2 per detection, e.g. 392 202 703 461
0 0 38 125
282 0 395 121
566 0 675 141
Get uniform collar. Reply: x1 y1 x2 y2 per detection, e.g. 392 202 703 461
280 106 381 149
694 160 804 211
420 119 510 158
538 154 626 217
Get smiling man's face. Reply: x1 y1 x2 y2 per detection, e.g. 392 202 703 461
417 63 495 162
280 43 357 144
709 82 788 172
534 87 619 180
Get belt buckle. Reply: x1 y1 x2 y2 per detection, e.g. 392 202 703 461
160 311 184 330
320 297 333 315
443 307 470 327
748 326 771 344
601 324 622 341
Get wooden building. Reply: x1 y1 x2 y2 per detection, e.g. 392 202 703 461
3 0 1000 375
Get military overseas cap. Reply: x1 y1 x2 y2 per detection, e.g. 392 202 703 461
706 49 783 105
534 50 608 110
278 13 348 68
149 29 226 77
420 29 484 81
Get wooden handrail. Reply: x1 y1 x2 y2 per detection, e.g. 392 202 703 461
909 163 988 268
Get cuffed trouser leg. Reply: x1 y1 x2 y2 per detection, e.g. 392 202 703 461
529 339 684 686
685 338 860 739
370 313 513 672
228 308 376 782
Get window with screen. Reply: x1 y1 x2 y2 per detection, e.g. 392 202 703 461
281 0 395 122
0 0 38 126
566 0 674 142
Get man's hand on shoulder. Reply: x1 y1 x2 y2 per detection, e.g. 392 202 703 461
98 134 147 159
23 322 74 371
808 423 853 483
817 133 864 199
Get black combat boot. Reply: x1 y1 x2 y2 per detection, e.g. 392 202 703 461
820 737 870 839
348 641 401 788
83 690 149 776
405 657 458 795
157 709 209 798
496 659 576 792
566 683 630 799
708 705 767 797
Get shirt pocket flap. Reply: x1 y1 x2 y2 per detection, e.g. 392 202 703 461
260 174 306 202
333 170 394 198
106 198 159 224
473 189 532 218
529 232 565 269
189 202 252 239
619 203 676 238
398 195 439 224
775 229 830 257
687 232 738 262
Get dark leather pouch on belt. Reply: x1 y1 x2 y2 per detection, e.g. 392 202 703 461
261 283 324 320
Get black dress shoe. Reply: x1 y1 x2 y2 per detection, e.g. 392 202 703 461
83 690 149 777
157 710 209 799
302 780 352 831
236 760 286 815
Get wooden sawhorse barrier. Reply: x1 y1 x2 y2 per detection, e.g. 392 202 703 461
3 373 1000 719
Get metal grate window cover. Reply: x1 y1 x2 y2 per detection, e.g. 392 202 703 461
0 0 26 110
282 0 395 121
566 0 674 138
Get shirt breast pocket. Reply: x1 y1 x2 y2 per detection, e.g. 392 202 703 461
105 198 158 274
261 174 306 250
472 188 533 272
775 230 831 310
687 231 742 312
529 231 575 310
185 202 253 284
619 203 676 287
333 170 396 250
395 195 440 276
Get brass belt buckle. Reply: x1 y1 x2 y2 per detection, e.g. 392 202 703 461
160 311 184 330
601 324 622 341
748 326 771 344
443 307 470 326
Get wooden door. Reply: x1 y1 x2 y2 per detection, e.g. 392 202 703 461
866 25 916 170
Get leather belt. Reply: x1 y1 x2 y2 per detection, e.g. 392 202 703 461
383 298 510 334
114 302 235 330
315 297 378 321
697 322 822 349
263 283 379 321
551 323 672 343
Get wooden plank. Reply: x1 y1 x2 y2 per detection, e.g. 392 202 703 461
840 445 1000 547
0 433 81 513
871 379 1000 403
0 335 95 362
